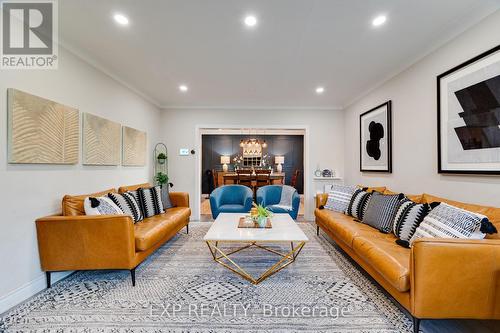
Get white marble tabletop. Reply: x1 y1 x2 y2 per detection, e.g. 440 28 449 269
204 213 309 242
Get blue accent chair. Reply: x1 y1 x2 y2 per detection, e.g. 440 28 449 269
256 185 300 220
209 185 254 219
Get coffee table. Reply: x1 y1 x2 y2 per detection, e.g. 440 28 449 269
204 213 308 284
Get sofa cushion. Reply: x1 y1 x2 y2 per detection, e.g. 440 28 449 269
422 194 500 239
346 189 372 220
410 202 497 246
362 192 403 233
108 192 144 223
62 188 116 216
393 199 431 246
324 184 356 213
138 186 164 218
315 209 377 247
352 234 411 292
134 207 190 251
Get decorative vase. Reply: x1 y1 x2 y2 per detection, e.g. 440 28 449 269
257 216 267 228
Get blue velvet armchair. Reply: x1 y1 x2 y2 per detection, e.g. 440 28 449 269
256 185 300 220
209 185 254 219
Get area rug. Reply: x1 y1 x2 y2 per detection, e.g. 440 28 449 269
1 222 413 332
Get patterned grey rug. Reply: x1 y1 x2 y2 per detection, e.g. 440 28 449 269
1 222 413 332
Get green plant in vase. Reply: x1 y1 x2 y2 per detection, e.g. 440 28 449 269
157 152 167 164
155 172 169 187
252 203 273 227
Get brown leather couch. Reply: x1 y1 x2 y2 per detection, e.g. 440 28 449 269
315 188 500 333
36 183 191 287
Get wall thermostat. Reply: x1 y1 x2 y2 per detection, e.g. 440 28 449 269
179 148 189 156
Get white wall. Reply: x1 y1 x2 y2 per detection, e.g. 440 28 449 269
159 108 345 220
0 48 161 313
343 11 500 207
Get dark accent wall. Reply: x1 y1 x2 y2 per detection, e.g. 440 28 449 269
202 134 304 194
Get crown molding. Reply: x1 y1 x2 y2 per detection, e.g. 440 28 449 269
160 105 343 111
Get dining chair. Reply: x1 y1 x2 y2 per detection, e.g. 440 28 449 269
290 169 300 188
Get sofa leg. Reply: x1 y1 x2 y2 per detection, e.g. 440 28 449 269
46 271 51 289
413 317 421 333
130 268 136 287
186 223 189 234
316 225 320 236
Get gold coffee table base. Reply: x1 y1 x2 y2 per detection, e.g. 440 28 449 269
206 241 306 285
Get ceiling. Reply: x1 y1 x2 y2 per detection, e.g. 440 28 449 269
59 0 500 109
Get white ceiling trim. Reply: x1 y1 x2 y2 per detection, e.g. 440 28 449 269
160 105 343 111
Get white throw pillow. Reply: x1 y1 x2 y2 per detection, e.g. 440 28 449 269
84 196 123 216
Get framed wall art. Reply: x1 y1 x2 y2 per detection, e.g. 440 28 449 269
360 101 392 172
122 126 147 166
7 88 79 164
437 44 500 174
83 113 121 166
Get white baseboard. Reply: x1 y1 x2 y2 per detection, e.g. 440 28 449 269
0 271 72 314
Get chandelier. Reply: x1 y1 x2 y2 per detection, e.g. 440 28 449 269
239 138 267 149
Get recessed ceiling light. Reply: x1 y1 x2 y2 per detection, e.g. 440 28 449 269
372 15 387 27
315 86 325 94
113 13 129 26
244 15 258 28
179 84 188 92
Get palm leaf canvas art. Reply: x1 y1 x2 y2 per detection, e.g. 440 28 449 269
122 126 147 166
83 113 121 165
7 89 80 164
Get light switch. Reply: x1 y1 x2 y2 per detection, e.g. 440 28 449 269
179 148 189 156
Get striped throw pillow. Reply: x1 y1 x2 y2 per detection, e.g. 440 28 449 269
362 192 404 233
324 184 357 213
346 189 372 220
137 186 164 218
409 202 497 246
108 192 144 223
392 199 431 247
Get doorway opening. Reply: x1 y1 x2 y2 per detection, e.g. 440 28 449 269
197 127 307 222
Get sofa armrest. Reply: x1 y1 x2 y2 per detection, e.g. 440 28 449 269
243 193 254 211
35 215 136 271
316 193 328 208
170 192 189 208
410 238 500 319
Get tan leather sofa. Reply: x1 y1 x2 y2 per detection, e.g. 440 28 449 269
315 188 500 333
36 183 191 287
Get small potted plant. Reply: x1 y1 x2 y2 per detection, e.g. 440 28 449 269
157 152 167 165
155 172 168 187
252 203 273 228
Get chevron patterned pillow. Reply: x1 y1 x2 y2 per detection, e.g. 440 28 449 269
392 199 432 247
137 186 165 218
108 192 144 223
346 188 372 220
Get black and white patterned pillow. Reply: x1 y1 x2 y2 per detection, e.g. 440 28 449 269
392 199 432 247
362 192 404 233
108 192 144 223
84 196 123 216
138 186 164 218
409 202 497 246
346 188 372 220
324 184 357 213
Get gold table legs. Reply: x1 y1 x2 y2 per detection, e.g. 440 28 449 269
205 241 306 284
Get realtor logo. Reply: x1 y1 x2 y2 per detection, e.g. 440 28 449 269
1 0 58 69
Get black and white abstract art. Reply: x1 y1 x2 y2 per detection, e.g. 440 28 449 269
360 101 392 172
438 45 500 174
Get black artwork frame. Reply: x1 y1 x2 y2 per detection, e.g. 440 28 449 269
359 101 392 173
437 44 500 175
